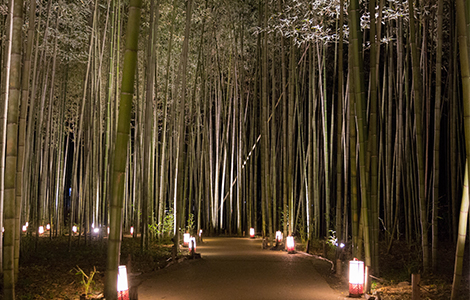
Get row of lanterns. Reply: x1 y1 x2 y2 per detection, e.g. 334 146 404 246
249 228 295 253
250 227 365 297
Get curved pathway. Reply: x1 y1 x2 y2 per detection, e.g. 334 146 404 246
138 237 349 300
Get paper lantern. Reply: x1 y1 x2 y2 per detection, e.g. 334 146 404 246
249 228 255 238
38 226 44 235
286 236 295 253
183 233 190 247
72 225 77 233
349 259 364 297
117 265 129 300
46 224 51 230
189 237 196 252
130 226 134 235
22 225 27 232
275 231 283 243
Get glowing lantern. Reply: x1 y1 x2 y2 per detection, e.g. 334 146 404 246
199 229 202 238
107 227 110 235
183 233 190 247
38 226 45 235
22 225 27 232
26 222 29 227
93 228 99 234
189 237 196 252
349 259 364 297
46 224 51 230
249 228 255 238
130 226 134 236
72 225 77 233
117 265 129 300
286 236 295 253
275 231 283 243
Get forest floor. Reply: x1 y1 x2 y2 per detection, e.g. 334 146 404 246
307 239 470 300
0 234 468 299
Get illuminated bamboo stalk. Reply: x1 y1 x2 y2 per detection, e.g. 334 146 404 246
105 0 142 296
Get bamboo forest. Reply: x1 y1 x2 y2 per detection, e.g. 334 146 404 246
0 0 469 299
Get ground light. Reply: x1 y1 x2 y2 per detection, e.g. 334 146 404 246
189 237 196 252
349 258 364 297
22 225 27 232
249 228 255 238
72 225 77 233
183 233 190 247
275 231 283 243
117 265 129 300
38 226 44 235
46 224 51 230
286 236 295 253
130 226 134 236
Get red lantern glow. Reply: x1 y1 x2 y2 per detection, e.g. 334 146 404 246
275 231 283 242
117 265 129 300
183 233 190 247
349 259 364 297
249 228 255 238
286 236 295 253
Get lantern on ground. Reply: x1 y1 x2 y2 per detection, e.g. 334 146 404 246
46 224 50 230
38 226 44 235
22 225 27 232
130 226 134 236
249 228 255 238
349 258 364 297
275 231 283 243
189 237 196 252
183 233 190 247
286 236 295 253
107 227 110 235
199 229 202 238
93 228 99 234
72 225 77 234
117 265 129 300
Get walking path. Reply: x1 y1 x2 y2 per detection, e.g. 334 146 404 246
137 237 349 300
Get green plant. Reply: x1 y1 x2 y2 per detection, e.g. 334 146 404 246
163 209 174 236
74 266 97 297
327 230 337 247
186 213 195 234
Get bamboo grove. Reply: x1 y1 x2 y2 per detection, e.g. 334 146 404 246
0 0 469 298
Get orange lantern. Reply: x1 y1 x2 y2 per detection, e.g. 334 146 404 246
349 258 364 297
249 228 255 238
